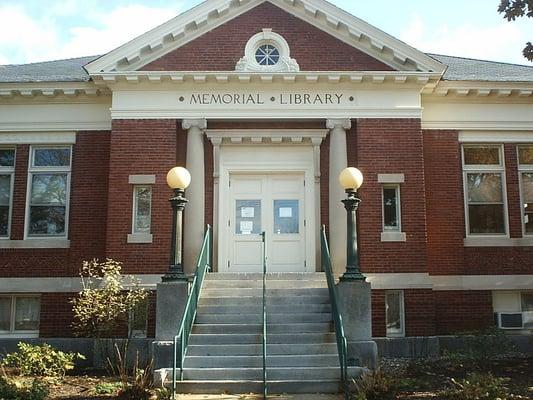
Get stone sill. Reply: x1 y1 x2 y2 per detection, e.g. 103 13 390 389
0 239 70 249
464 237 533 247
127 233 153 244
381 232 406 242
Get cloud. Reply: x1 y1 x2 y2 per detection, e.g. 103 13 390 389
0 3 180 64
400 13 530 64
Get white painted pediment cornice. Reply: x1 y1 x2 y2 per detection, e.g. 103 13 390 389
91 70 442 87
85 0 445 75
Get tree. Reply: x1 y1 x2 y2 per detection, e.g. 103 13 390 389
70 258 148 338
498 0 533 61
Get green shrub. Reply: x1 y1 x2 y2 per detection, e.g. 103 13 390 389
349 370 399 400
93 381 121 394
442 372 510 400
0 375 49 400
1 342 85 378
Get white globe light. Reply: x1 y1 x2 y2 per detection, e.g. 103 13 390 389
166 166 191 190
339 167 363 190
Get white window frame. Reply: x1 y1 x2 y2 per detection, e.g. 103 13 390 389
0 146 16 239
132 185 152 234
24 145 72 239
0 294 40 337
517 145 533 236
382 184 402 232
462 144 509 237
385 290 405 337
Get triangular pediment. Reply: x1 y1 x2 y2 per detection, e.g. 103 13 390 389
85 0 445 74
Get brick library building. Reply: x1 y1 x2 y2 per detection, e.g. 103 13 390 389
0 0 532 374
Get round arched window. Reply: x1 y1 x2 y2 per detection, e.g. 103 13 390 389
255 44 280 66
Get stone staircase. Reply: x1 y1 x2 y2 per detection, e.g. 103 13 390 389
162 272 363 394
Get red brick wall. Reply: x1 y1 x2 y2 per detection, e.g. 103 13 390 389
423 130 465 275
40 293 76 338
423 133 533 275
372 289 435 337
106 120 185 275
355 119 428 274
434 291 494 334
143 3 393 72
0 132 110 277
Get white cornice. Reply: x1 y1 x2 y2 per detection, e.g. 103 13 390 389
206 128 328 144
0 82 110 99
85 0 445 74
424 80 533 99
92 70 442 86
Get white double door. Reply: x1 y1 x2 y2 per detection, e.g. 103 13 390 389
227 173 306 272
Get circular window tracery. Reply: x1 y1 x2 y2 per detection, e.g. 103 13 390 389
255 44 280 66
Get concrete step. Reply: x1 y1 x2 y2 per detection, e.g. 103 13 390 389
196 313 332 324
187 343 337 356
192 323 332 334
184 354 340 368
177 366 360 381
171 379 342 394
199 295 330 306
203 280 327 289
201 288 329 298
189 332 336 345
205 273 325 281
197 303 332 314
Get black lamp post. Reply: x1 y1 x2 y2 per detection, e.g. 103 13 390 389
339 167 366 282
162 166 191 282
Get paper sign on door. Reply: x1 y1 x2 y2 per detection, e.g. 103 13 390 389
279 207 292 218
241 207 255 218
240 221 253 234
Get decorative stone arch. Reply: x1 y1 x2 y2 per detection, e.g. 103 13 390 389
235 28 300 72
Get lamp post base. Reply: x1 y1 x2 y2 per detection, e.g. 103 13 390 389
161 264 188 282
340 268 366 282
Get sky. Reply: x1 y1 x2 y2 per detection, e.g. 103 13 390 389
0 0 532 66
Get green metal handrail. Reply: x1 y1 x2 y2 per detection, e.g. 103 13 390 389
261 231 268 400
321 225 348 389
172 225 211 399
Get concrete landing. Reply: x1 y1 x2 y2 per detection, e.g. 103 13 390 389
175 395 343 400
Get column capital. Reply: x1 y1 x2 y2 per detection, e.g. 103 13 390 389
182 118 207 131
326 118 351 131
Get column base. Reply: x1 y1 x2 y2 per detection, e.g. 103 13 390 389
347 340 378 370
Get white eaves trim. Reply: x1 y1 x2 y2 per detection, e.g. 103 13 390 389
424 80 533 98
0 82 109 99
85 0 446 75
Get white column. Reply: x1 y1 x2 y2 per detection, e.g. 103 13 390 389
327 118 351 276
183 119 207 273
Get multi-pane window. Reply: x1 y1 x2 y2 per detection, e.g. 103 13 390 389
382 185 401 232
133 186 152 234
0 148 15 238
0 296 40 334
27 146 71 238
385 291 405 337
462 145 507 235
518 145 533 235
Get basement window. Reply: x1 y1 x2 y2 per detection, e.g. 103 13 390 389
386 290 405 337
0 295 40 336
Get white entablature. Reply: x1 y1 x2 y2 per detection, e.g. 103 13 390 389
85 0 445 75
